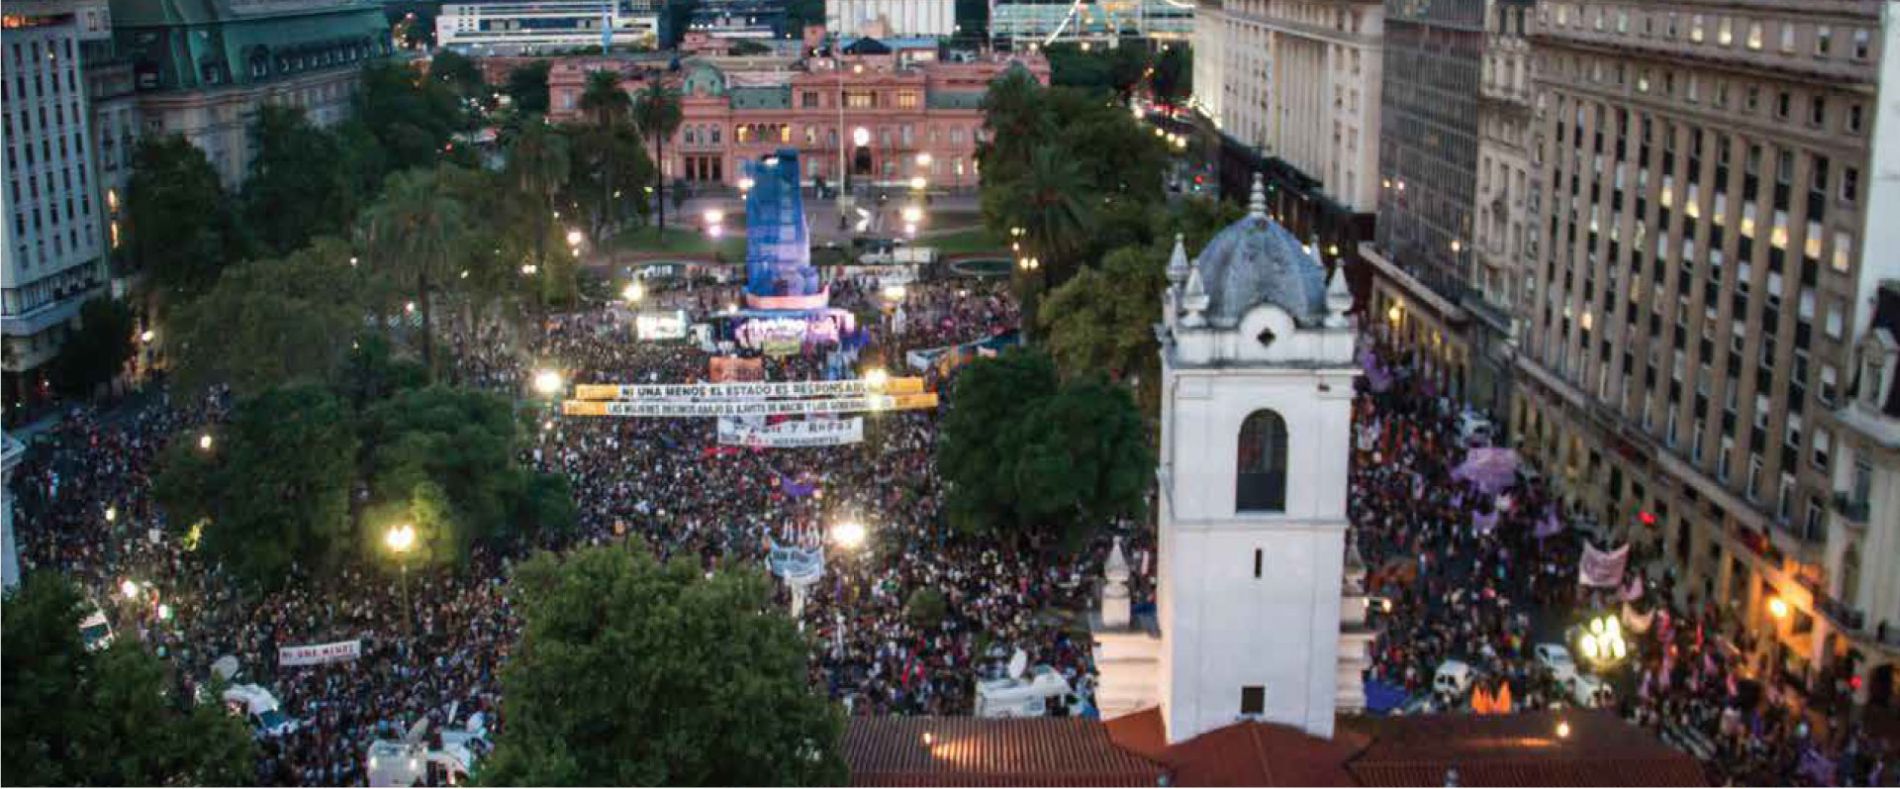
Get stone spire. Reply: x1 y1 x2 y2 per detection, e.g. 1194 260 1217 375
1181 258 1210 328
1248 173 1267 219
1324 263 1354 328
1101 536 1132 629
1165 233 1190 285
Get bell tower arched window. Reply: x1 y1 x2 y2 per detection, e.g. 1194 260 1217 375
1238 410 1289 512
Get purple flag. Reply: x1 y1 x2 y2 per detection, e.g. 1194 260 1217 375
1472 510 1500 536
779 472 819 498
1534 508 1566 539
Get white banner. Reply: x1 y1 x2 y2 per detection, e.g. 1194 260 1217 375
575 379 919 401
1578 543 1631 588
568 393 935 417
718 417 863 448
278 639 362 667
635 310 688 340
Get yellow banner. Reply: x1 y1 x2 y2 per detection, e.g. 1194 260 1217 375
572 378 925 401
563 392 939 417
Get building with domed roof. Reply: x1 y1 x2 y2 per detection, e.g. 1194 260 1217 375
1093 174 1373 744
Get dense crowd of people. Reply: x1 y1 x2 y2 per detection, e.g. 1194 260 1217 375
15 259 1898 786
8 272 1130 785
1349 335 1896 786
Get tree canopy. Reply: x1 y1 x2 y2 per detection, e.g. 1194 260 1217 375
2 573 256 785
241 105 359 256
124 135 239 302
479 545 845 786
169 236 372 398
47 297 135 399
154 385 360 587
505 61 553 115
937 349 1152 545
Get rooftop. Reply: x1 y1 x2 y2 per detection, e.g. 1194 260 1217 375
1341 710 1709 787
843 717 1165 787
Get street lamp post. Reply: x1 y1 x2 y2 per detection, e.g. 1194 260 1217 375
384 523 416 636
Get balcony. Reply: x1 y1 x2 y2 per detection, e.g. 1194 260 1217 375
1832 491 1871 526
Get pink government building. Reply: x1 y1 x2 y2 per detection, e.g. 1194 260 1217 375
544 32 1049 190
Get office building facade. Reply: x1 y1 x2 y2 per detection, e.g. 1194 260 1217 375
3 0 113 408
1514 0 1897 692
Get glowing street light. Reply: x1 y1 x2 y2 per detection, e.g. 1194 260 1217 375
852 127 871 147
909 175 927 191
198 433 214 452
882 284 907 302
1768 596 1791 620
105 505 117 523
622 281 645 302
831 520 867 551
915 152 933 167
739 176 756 191
120 579 141 601
864 367 890 390
531 369 563 397
900 205 923 224
1556 720 1572 739
385 523 417 635
1578 613 1627 667
139 330 155 343
384 523 417 554
565 229 584 247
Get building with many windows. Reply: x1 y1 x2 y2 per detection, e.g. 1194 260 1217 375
1511 0 1897 693
547 44 1049 190
827 0 956 38
988 0 1194 49
109 0 394 188
436 1 661 55
3 0 113 409
1826 280 1900 707
1359 0 1486 407
1193 0 1382 286
1464 0 1536 414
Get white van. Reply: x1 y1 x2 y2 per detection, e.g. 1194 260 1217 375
222 684 298 738
974 665 1075 718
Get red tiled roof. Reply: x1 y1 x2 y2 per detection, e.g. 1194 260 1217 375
844 717 1167 787
1106 707 1355 787
1341 710 1709 787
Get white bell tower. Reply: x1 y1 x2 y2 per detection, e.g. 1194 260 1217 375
1095 176 1370 743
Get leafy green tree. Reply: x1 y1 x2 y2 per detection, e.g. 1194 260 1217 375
938 348 1059 533
1108 45 1150 101
430 49 486 100
436 163 542 321
362 167 469 377
1043 43 1112 94
632 84 684 232
154 385 360 587
359 386 571 558
505 60 553 115
241 105 357 257
1005 378 1152 545
47 297 136 399
168 237 369 398
479 545 846 786
1152 44 1192 106
1038 244 1165 385
1046 88 1168 203
565 124 653 253
357 62 465 166
939 350 1150 545
124 135 238 303
2 573 257 785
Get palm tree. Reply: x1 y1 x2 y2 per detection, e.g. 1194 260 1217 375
579 70 633 128
977 69 1053 186
632 84 683 234
1015 144 1094 279
362 167 469 379
578 72 634 240
507 121 570 280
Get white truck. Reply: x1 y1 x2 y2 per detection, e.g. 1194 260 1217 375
222 684 299 738
1535 642 1613 707
974 665 1076 718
